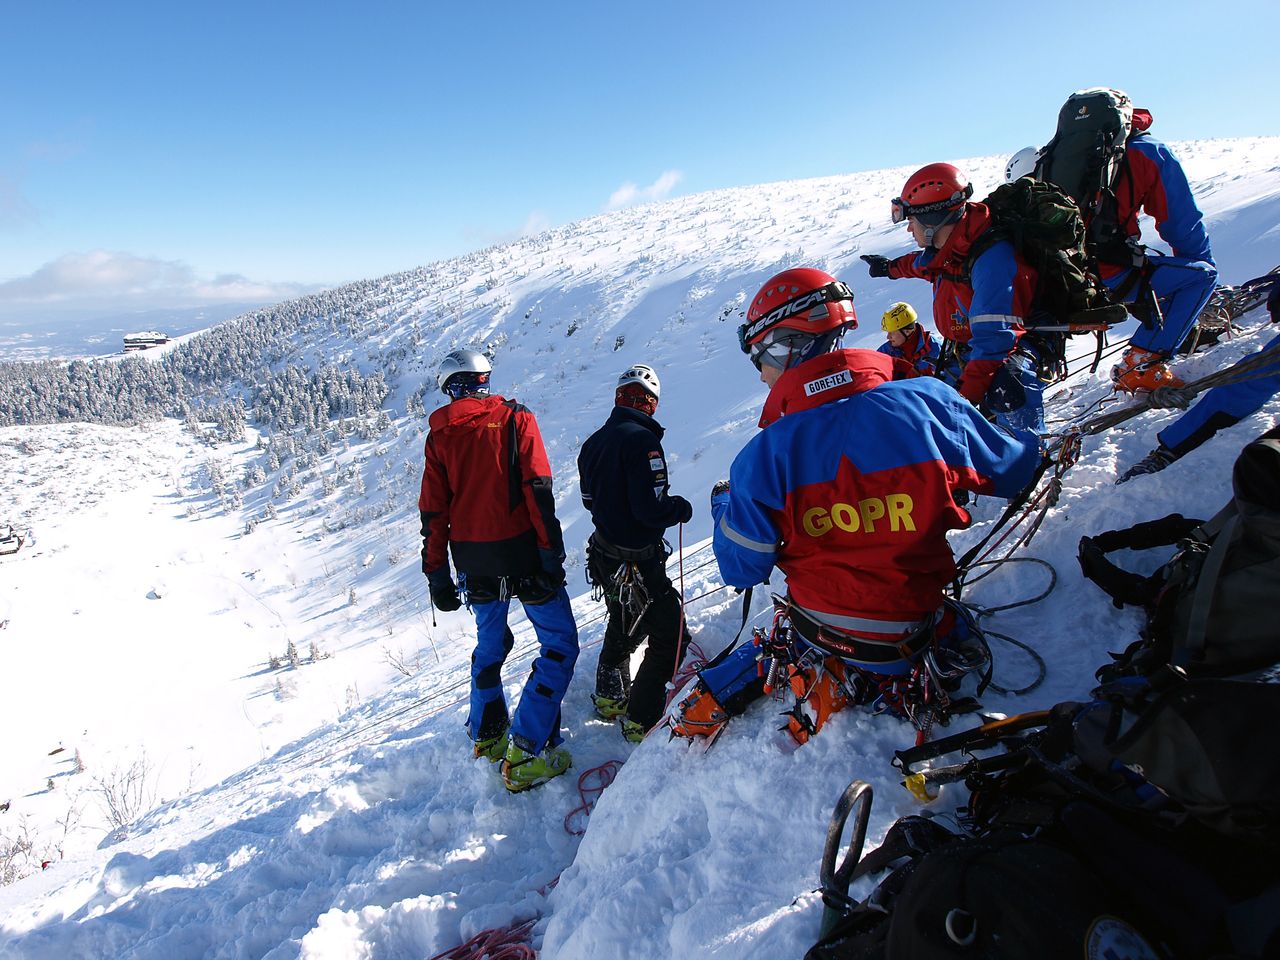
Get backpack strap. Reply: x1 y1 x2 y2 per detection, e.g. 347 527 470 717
1175 504 1240 667
502 399 522 509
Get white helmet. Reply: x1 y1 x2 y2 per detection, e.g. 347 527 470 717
437 348 492 395
617 363 660 399
1005 146 1042 183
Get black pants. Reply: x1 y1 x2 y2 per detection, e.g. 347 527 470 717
590 550 690 730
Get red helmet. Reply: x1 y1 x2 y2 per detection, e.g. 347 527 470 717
891 163 973 224
740 267 856 371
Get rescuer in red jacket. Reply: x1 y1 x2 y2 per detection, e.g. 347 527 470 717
420 348 579 793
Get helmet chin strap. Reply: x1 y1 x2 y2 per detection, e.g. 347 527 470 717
786 328 847 369
920 206 966 248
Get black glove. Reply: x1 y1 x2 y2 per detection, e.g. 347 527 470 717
861 254 892 279
426 569 462 612
711 480 730 504
538 548 566 589
1148 386 1192 410
671 495 693 524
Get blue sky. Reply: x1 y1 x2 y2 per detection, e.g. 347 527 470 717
2 0 1277 326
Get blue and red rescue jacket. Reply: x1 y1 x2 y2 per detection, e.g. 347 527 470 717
887 204 1038 405
712 349 1040 637
876 325 940 377
1100 116 1215 274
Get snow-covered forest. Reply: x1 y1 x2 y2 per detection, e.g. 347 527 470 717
1 138 1278 959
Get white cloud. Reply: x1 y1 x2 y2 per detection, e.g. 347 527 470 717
0 250 315 315
605 170 684 211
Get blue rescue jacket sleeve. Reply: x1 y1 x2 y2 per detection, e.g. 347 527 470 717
1129 137 1214 266
965 243 1024 364
956 407 1042 499
712 442 781 588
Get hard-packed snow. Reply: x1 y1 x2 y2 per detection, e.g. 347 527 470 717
1 138 1278 959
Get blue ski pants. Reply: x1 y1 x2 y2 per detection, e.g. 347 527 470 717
1106 256 1218 357
1159 330 1280 457
468 584 579 754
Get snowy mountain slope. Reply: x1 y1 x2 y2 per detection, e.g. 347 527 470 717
0 138 1278 959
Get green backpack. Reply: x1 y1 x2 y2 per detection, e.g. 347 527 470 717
950 177 1128 376
973 177 1127 333
1078 426 1280 681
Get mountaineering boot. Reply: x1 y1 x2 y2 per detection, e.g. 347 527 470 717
499 739 572 793
620 718 646 743
590 693 628 721
669 680 730 741
472 727 509 763
784 659 852 746
1111 347 1185 393
1116 445 1177 485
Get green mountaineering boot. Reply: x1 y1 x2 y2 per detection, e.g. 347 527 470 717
500 740 572 793
620 718 646 744
591 693 628 721
473 729 508 763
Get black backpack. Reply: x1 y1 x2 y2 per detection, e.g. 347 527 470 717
809 677 1280 960
1036 87 1137 266
807 819 1168 960
1079 426 1280 682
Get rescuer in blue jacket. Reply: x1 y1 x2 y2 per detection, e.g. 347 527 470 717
671 267 1042 745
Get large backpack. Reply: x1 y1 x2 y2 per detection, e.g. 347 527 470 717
969 177 1128 334
1078 426 1280 682
1036 86 1137 266
808 676 1280 960
956 177 1129 376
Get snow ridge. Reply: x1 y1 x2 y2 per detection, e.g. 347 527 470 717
0 139 1278 959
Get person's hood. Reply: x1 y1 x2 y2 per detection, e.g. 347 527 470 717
427 394 506 433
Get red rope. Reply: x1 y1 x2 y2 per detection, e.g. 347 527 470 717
563 760 623 836
427 917 537 960
662 524 707 713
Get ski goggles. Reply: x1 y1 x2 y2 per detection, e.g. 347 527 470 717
737 280 855 355
889 183 973 224
746 329 825 371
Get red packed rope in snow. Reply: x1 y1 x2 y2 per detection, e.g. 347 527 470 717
563 760 623 836
427 917 537 960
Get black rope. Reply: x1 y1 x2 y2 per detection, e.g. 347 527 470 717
982 629 1048 697
959 557 1057 610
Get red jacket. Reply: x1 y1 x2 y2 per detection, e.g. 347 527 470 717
419 394 564 578
888 204 1037 405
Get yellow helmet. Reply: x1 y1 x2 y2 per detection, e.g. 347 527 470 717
881 302 918 333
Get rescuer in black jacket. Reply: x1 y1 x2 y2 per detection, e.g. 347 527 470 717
577 364 693 741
